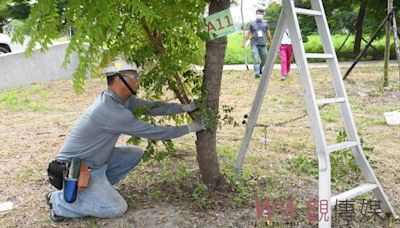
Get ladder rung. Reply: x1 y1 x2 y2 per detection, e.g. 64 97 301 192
316 97 346 106
331 184 378 205
294 8 322 16
305 53 334 59
327 141 358 153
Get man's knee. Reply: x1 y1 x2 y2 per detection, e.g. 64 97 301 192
130 147 144 164
116 146 144 165
101 199 128 218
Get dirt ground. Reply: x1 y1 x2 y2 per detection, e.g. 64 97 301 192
0 66 399 227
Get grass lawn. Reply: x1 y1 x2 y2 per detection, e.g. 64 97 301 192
225 32 398 64
0 66 399 227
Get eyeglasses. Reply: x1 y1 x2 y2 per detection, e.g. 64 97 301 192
120 72 140 80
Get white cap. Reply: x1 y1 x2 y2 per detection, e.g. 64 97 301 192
103 56 142 76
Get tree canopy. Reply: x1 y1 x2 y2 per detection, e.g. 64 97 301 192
14 0 214 159
15 0 208 97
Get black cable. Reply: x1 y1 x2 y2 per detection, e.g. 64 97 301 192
116 73 137 96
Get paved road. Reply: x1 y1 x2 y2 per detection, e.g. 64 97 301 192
222 60 399 71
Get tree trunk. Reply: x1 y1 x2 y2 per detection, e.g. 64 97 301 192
195 0 230 190
353 0 367 55
383 0 393 87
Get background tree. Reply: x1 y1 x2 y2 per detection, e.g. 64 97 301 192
7 0 30 20
0 0 30 33
0 2 7 33
341 0 400 55
15 0 229 189
353 0 367 55
264 2 280 30
327 8 357 34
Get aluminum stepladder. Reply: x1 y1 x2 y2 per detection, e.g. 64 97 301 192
235 0 398 227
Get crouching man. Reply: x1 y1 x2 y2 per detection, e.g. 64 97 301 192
46 57 204 221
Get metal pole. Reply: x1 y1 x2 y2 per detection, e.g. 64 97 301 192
361 37 379 52
343 10 393 80
338 32 378 53
338 32 352 53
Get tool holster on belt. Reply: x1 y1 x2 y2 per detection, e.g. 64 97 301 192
78 162 89 190
47 160 67 190
47 158 90 203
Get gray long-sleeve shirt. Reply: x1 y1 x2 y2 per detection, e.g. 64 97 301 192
56 89 189 168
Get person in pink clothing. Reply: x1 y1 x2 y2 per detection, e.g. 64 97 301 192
279 29 293 81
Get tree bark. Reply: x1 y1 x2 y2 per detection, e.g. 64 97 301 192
195 0 230 189
353 0 367 55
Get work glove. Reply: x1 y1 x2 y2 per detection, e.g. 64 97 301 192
182 102 198 112
187 120 205 132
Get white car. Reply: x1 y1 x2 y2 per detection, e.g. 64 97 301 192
0 33 14 54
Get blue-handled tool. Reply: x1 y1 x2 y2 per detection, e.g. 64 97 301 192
64 157 80 203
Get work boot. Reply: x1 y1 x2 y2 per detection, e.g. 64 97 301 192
50 209 66 222
45 192 52 209
45 192 66 222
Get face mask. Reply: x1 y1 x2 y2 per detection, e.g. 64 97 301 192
256 14 264 20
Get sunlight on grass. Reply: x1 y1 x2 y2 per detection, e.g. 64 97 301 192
18 170 32 183
0 84 50 111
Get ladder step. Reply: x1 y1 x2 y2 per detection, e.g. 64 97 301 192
331 184 378 205
305 53 334 59
316 97 346 106
294 8 322 16
327 141 358 154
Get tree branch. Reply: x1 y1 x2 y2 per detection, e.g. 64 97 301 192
142 23 193 116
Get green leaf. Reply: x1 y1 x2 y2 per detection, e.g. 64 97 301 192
127 136 142 145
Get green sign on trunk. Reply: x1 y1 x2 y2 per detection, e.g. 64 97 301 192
205 8 235 40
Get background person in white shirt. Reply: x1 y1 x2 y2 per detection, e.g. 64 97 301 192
279 29 293 81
